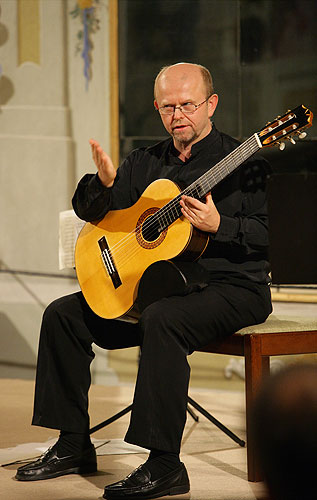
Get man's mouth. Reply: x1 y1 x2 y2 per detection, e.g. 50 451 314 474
172 124 189 131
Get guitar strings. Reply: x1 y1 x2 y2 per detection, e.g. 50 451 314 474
105 135 259 271
107 135 259 270
134 134 259 239
104 135 259 270
132 135 256 238
102 110 305 273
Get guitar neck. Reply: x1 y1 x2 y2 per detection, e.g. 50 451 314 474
156 133 262 232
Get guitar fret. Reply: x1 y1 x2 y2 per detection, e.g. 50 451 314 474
171 198 180 218
162 212 170 227
193 184 202 198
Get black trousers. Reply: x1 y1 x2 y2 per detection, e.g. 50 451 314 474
32 281 272 453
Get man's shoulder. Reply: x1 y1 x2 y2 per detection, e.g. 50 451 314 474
142 137 172 156
131 137 171 155
217 128 271 172
217 129 241 151
123 137 171 167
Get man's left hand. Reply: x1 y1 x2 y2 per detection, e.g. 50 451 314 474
180 193 220 233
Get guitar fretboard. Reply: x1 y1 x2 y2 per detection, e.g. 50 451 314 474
155 133 261 233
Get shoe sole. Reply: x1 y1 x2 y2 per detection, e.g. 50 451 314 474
15 463 97 481
103 483 190 499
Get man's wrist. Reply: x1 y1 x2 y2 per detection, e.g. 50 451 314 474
212 214 240 241
97 172 115 188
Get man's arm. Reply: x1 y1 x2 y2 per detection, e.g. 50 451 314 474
180 192 220 233
72 140 116 222
180 159 270 255
89 139 117 187
72 141 133 222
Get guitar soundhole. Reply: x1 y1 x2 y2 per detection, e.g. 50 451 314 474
142 215 160 242
136 208 167 249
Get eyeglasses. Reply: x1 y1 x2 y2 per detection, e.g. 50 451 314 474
157 96 211 115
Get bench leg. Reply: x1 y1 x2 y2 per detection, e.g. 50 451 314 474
244 334 270 482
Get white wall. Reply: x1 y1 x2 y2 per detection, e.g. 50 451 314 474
0 0 118 384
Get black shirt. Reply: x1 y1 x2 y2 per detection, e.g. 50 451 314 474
72 126 271 284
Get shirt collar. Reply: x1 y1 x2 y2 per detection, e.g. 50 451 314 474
168 124 219 164
190 124 219 156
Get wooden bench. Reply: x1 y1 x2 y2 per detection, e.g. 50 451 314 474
198 314 317 482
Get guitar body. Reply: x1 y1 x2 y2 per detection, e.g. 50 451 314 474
75 179 209 319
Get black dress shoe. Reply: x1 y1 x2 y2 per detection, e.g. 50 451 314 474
15 443 97 481
103 462 190 499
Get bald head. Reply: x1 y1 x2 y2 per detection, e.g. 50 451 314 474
154 63 214 100
153 62 218 153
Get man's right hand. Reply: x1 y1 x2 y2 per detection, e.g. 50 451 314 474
89 139 117 187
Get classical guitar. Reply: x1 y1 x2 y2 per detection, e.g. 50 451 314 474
75 105 313 319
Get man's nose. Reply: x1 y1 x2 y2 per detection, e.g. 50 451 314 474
173 106 185 117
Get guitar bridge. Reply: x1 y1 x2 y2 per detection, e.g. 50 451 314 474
98 236 122 289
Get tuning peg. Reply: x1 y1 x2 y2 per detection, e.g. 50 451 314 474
288 137 296 145
298 132 307 139
278 142 286 151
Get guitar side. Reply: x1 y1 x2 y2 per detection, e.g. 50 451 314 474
75 179 208 319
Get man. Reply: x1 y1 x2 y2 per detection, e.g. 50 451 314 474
16 63 272 499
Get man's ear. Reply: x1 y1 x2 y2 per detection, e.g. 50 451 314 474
154 100 159 110
208 94 218 119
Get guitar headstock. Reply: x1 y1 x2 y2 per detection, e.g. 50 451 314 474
258 105 313 150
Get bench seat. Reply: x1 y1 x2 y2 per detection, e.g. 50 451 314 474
198 314 317 482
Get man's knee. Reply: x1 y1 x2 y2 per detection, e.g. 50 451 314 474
139 299 189 353
42 295 73 323
41 294 83 342
139 299 175 330
42 298 62 323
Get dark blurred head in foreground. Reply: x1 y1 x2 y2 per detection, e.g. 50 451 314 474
252 363 317 500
